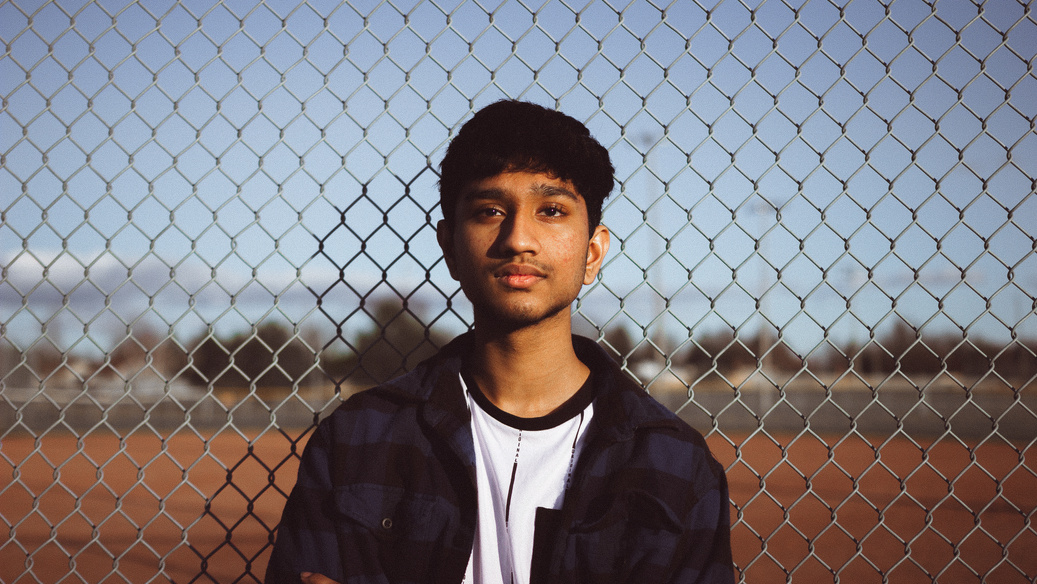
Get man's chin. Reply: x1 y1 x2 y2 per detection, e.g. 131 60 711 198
474 302 571 331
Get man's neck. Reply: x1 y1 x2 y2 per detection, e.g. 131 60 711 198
467 314 590 419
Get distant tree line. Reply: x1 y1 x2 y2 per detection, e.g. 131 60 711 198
3 303 1033 395
184 297 448 394
318 298 448 386
186 322 318 391
599 320 1036 381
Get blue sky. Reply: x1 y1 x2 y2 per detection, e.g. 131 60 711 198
1 0 1035 363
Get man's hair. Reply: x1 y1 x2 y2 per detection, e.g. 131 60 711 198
438 100 615 232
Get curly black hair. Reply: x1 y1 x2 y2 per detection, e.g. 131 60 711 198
438 100 615 233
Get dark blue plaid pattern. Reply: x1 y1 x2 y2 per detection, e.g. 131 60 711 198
265 334 734 584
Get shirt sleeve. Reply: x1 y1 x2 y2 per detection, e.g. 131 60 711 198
264 420 343 584
670 451 735 584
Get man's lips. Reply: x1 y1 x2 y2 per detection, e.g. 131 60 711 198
495 263 546 288
495 264 546 278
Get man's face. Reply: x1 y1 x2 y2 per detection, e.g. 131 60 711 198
437 170 610 328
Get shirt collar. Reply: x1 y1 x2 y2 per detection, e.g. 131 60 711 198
385 332 683 440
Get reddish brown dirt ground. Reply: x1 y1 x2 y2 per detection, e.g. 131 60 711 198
1 429 1034 583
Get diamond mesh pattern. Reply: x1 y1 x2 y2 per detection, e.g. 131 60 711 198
2 0 1035 582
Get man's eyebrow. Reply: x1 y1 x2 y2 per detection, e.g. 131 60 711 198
530 182 579 200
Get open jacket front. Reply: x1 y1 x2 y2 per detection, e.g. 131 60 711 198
265 334 734 584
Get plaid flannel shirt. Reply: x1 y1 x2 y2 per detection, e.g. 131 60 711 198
265 333 733 584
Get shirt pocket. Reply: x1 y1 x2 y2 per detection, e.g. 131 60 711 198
334 484 437 541
566 489 685 583
333 484 443 581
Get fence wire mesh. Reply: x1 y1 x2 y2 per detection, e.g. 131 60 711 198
2 0 1036 582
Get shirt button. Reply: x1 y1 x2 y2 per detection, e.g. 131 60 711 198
381 518 393 530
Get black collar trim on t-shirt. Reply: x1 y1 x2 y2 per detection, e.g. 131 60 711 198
461 369 594 432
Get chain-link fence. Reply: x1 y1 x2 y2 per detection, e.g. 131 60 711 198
2 0 1035 582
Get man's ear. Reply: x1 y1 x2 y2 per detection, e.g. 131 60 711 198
583 224 610 285
436 219 459 281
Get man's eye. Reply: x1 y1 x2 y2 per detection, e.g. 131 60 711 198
477 207 503 217
542 206 565 217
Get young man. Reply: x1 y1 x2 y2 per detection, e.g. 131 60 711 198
265 101 733 584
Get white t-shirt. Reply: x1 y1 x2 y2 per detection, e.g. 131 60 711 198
461 372 595 584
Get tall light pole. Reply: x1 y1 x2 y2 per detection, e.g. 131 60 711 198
638 131 665 356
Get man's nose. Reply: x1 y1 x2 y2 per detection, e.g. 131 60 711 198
496 212 540 256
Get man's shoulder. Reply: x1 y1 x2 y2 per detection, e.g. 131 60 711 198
575 335 700 437
317 333 470 431
610 382 717 467
573 335 724 485
343 333 469 399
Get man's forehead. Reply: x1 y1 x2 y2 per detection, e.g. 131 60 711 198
461 173 583 202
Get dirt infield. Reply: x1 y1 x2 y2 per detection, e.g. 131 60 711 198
1 428 1034 583
714 431 1037 583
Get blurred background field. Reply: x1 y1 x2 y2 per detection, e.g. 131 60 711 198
1 429 298 584
2 298 1036 582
